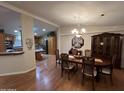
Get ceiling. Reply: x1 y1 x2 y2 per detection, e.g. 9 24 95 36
0 6 21 35
33 19 58 36
7 1 124 26
0 6 57 36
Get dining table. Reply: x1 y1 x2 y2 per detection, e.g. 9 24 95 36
68 55 112 81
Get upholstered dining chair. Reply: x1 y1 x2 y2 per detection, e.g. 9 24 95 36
61 53 75 80
71 48 78 55
101 55 116 85
56 49 61 66
81 57 97 90
85 49 91 57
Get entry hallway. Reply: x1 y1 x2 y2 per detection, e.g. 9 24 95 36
0 55 124 91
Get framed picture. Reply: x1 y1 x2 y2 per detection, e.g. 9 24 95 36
72 36 84 49
26 38 33 50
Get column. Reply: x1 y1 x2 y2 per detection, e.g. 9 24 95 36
21 14 36 70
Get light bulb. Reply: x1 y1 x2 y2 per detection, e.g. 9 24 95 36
81 28 86 33
76 34 81 37
72 28 78 34
14 30 18 33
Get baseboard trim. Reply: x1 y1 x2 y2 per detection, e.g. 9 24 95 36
0 66 36 76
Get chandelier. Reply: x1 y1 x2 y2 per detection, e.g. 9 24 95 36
71 26 86 37
71 15 86 37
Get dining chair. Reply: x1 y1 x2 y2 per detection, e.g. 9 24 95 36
101 55 116 85
85 49 91 57
61 53 75 80
81 56 96 90
56 49 61 66
71 48 78 55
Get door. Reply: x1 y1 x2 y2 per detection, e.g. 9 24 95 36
121 36 124 68
48 36 56 55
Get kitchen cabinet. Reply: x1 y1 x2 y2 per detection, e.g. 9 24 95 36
0 31 5 52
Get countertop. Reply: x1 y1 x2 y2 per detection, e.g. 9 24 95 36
35 48 45 52
0 51 24 56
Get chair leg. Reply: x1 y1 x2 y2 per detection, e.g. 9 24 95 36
81 74 84 85
59 60 61 66
110 75 113 85
56 60 57 67
68 70 70 80
92 78 95 91
76 63 78 70
103 75 106 83
61 68 63 77
59 60 61 64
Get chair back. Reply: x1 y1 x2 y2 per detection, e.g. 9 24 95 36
85 49 91 57
72 49 78 55
56 49 59 60
61 53 69 68
82 57 95 76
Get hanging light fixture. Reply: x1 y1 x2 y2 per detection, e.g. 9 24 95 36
71 15 86 37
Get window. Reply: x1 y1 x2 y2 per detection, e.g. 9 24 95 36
13 30 22 48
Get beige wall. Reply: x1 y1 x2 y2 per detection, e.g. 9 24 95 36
21 14 36 71
0 55 25 75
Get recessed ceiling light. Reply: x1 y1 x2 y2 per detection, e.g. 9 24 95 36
34 32 37 36
42 28 46 31
14 30 18 33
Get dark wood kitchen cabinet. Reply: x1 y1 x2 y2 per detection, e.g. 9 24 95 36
91 33 123 68
0 31 5 52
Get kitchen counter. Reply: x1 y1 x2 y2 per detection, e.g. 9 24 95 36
0 51 24 56
35 48 45 52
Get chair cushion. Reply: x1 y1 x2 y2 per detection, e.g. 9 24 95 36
72 49 78 55
82 69 97 77
102 68 111 74
64 64 75 70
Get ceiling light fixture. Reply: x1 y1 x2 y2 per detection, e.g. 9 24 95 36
42 28 46 31
71 15 86 37
34 32 37 36
14 30 18 33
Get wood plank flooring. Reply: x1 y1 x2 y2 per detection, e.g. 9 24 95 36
0 55 124 91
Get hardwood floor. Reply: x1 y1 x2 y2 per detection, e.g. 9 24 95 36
0 55 124 91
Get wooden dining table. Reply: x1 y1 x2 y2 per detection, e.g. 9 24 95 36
68 55 112 81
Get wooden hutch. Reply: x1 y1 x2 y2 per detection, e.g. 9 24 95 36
91 33 123 68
